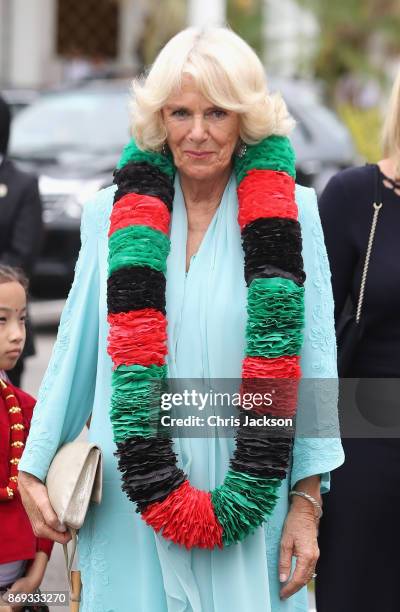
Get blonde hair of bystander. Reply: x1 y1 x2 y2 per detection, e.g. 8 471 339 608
382 68 400 180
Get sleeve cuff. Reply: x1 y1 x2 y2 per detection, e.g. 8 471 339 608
290 439 345 493
37 537 54 558
18 449 53 484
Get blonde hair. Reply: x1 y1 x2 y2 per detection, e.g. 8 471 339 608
131 27 294 151
382 67 400 179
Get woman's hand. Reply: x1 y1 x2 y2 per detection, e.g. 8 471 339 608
279 478 321 600
18 471 71 544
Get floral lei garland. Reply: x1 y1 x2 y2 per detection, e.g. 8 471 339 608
107 135 305 549
0 379 25 501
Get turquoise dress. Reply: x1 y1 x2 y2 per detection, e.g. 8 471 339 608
19 174 344 612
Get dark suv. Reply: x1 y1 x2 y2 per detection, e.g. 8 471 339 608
9 80 131 296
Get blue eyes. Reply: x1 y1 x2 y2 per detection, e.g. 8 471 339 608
171 109 188 118
171 109 227 119
209 109 227 119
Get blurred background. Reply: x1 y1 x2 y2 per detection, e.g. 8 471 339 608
1 1 399 608
2 0 400 302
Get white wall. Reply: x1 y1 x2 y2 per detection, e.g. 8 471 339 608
6 0 57 87
187 0 226 27
0 0 12 85
264 0 318 77
118 0 147 73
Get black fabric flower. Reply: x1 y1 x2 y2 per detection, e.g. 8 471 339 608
245 264 304 287
116 436 186 511
241 218 305 286
230 414 294 479
114 162 174 211
108 267 166 314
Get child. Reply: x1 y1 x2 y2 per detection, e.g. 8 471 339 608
0 265 53 611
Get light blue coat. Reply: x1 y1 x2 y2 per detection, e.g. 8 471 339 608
19 174 344 612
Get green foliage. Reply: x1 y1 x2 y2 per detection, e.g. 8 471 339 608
338 104 382 162
298 0 400 87
227 0 264 57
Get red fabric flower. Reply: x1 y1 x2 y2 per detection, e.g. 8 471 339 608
109 193 171 237
107 309 167 367
238 170 297 230
242 355 301 379
142 480 223 549
241 356 300 416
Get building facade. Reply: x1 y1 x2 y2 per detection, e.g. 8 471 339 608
0 0 147 88
0 0 318 89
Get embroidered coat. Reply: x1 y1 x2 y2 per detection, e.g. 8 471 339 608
19 178 344 612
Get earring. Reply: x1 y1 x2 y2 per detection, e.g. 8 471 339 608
161 142 169 156
236 141 247 159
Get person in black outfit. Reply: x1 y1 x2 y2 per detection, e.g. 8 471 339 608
315 71 400 612
0 95 43 386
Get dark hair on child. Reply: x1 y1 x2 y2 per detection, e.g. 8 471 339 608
0 265 29 292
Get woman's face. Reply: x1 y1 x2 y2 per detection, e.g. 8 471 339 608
161 75 240 183
0 282 26 371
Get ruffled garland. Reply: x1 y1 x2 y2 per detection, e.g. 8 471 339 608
107 135 305 549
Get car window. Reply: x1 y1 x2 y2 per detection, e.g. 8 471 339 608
10 91 131 156
295 102 350 144
271 79 351 147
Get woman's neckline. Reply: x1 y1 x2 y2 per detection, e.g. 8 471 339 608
371 163 400 197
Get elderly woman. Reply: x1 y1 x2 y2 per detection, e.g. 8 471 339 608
17 28 343 612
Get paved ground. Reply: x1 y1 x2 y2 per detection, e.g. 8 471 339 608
23 301 69 611
21 300 317 612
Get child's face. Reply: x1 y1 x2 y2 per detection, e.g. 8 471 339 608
0 282 27 371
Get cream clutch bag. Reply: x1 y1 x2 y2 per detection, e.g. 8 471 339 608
46 441 103 604
46 441 103 529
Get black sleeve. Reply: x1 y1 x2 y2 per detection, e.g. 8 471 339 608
318 173 358 324
0 176 43 276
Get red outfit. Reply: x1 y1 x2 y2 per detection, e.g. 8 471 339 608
0 382 53 564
